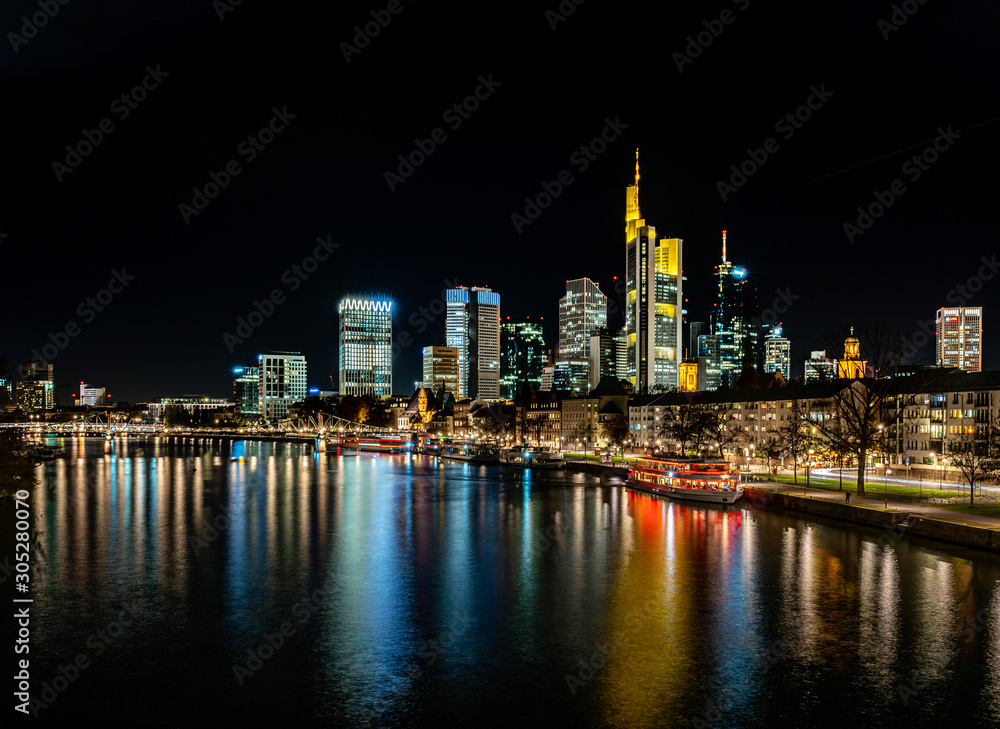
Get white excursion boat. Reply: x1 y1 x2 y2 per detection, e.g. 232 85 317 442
438 442 501 463
626 456 743 504
499 446 565 469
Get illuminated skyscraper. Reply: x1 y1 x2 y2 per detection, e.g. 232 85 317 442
711 231 758 388
696 333 721 391
804 350 836 382
558 278 607 393
624 151 683 392
422 345 460 397
763 325 791 380
259 352 307 420
446 286 500 399
17 362 54 412
936 306 982 372
589 327 627 391
500 318 546 398
232 365 259 413
338 298 392 397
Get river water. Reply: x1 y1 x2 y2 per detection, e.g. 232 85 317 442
7 436 1000 727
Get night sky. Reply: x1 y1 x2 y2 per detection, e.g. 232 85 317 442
3 0 998 404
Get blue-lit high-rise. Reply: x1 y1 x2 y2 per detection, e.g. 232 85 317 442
711 230 758 388
446 285 500 399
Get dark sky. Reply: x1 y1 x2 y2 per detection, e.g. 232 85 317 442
3 0 998 404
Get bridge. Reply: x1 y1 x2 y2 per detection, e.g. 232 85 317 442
0 411 385 438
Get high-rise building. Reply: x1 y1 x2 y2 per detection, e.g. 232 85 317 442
558 278 607 393
624 151 683 392
696 333 722 391
936 306 983 372
17 362 55 412
446 285 500 400
711 231 759 388
233 365 260 413
804 350 836 382
258 352 307 420
77 383 106 406
589 327 627 391
500 318 546 398
763 325 791 380
689 321 707 359
422 346 460 397
0 377 12 406
338 298 392 397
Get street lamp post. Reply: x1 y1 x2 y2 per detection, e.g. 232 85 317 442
885 469 890 509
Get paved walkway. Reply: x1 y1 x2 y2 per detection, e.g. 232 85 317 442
757 480 1000 529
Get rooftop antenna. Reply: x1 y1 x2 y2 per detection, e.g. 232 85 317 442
722 229 728 263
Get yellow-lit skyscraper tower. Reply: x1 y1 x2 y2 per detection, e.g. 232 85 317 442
624 150 683 392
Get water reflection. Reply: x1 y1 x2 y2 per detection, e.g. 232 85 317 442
19 435 1000 727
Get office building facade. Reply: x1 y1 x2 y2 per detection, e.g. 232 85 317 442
259 352 307 421
936 306 983 372
763 326 791 380
338 298 392 397
558 278 607 393
17 362 54 412
624 153 683 392
422 346 460 397
446 286 500 400
711 231 759 388
233 365 260 413
588 327 627 391
500 319 546 398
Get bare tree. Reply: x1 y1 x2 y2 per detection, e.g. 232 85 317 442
659 403 713 455
946 417 1000 505
778 400 811 484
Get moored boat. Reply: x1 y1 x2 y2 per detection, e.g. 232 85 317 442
438 442 500 463
340 434 408 453
499 446 564 469
626 456 743 504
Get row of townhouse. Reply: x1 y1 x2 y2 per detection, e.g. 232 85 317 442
883 369 999 465
627 368 1000 467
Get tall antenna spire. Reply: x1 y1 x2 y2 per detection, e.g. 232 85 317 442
722 229 728 263
634 147 640 188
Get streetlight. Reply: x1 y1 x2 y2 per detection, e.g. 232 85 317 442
885 469 891 509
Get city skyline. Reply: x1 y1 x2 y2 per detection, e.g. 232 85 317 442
3 2 999 403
